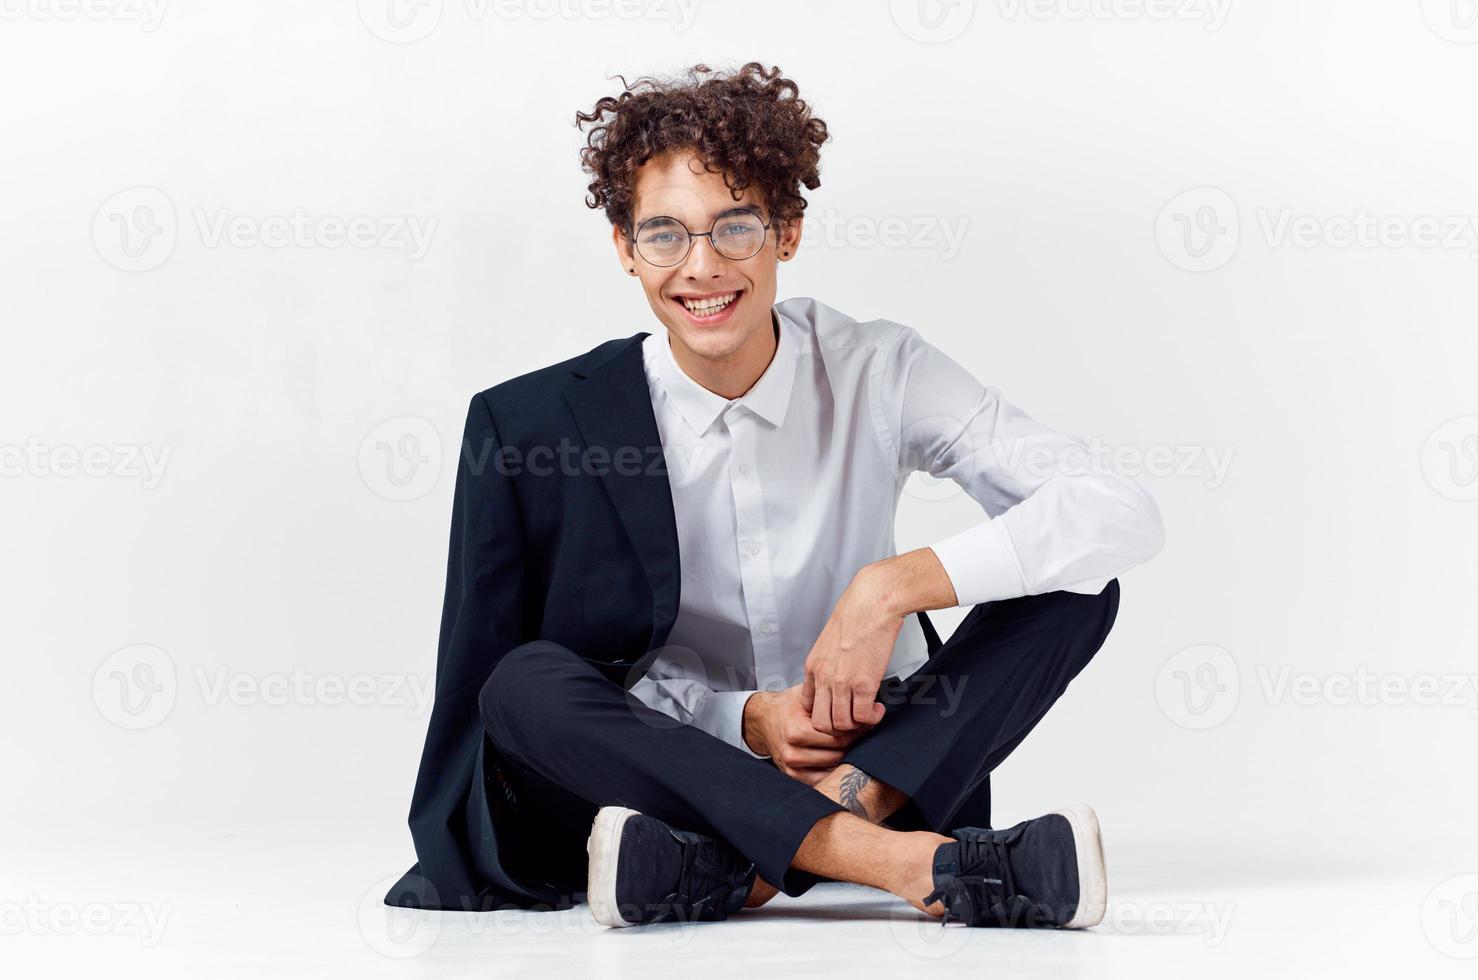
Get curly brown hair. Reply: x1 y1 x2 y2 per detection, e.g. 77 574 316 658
574 62 830 243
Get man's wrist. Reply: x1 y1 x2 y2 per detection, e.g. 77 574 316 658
741 691 773 757
855 547 959 618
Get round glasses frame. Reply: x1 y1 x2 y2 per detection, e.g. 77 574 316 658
630 207 777 268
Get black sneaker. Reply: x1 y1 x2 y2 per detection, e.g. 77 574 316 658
924 804 1107 929
586 806 757 927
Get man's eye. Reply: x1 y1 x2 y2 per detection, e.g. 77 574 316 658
646 231 681 244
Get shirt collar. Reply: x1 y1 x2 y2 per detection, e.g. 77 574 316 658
657 306 797 436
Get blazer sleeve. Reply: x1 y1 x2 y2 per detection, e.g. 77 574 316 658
385 392 546 911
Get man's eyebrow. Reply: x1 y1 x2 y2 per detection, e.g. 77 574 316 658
634 204 761 226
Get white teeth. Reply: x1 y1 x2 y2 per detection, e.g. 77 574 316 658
681 292 737 314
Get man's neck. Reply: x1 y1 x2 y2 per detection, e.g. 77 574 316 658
668 310 779 400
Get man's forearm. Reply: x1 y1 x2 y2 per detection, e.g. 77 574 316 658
855 546 960 619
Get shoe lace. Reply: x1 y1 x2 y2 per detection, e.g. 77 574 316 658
923 829 1022 927
667 838 756 921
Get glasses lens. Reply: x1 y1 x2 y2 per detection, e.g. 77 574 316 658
636 217 690 266
710 211 767 260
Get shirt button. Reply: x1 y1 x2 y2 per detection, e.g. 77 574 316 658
747 543 760 556
758 620 773 633
738 462 750 474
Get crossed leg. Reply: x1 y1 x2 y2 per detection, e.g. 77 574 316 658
481 581 1120 911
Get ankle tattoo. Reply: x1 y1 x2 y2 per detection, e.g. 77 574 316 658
837 766 873 820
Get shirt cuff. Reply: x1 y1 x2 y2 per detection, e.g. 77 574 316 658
927 519 1027 608
691 689 770 760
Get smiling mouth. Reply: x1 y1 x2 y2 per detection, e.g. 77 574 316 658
671 289 743 319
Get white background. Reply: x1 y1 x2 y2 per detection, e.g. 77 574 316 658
3 0 1477 976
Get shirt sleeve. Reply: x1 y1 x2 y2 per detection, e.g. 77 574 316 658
626 668 769 760
876 324 1166 607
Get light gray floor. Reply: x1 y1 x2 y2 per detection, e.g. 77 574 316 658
10 819 1476 978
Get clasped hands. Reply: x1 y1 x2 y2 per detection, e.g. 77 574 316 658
741 565 906 785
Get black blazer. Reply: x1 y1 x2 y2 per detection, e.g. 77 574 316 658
384 332 942 911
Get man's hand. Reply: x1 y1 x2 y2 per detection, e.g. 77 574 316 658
800 564 909 736
742 686 861 785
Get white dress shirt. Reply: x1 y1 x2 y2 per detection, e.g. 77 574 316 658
627 296 1164 758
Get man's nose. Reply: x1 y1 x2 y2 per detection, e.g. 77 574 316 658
678 234 726 279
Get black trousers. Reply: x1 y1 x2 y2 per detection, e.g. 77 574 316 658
480 579 1120 898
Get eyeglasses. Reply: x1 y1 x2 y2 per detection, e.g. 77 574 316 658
630 207 776 267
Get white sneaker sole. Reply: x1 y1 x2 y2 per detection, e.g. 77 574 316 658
1049 803 1107 929
586 806 641 928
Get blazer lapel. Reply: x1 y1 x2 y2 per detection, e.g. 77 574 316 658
563 335 681 653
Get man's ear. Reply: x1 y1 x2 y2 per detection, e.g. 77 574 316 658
777 216 803 261
612 224 637 275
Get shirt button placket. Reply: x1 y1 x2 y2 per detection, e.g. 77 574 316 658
725 408 783 690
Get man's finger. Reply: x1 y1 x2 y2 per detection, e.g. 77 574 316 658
810 688 834 734
792 724 851 749
831 686 855 732
799 673 816 712
852 690 884 729
782 747 844 769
